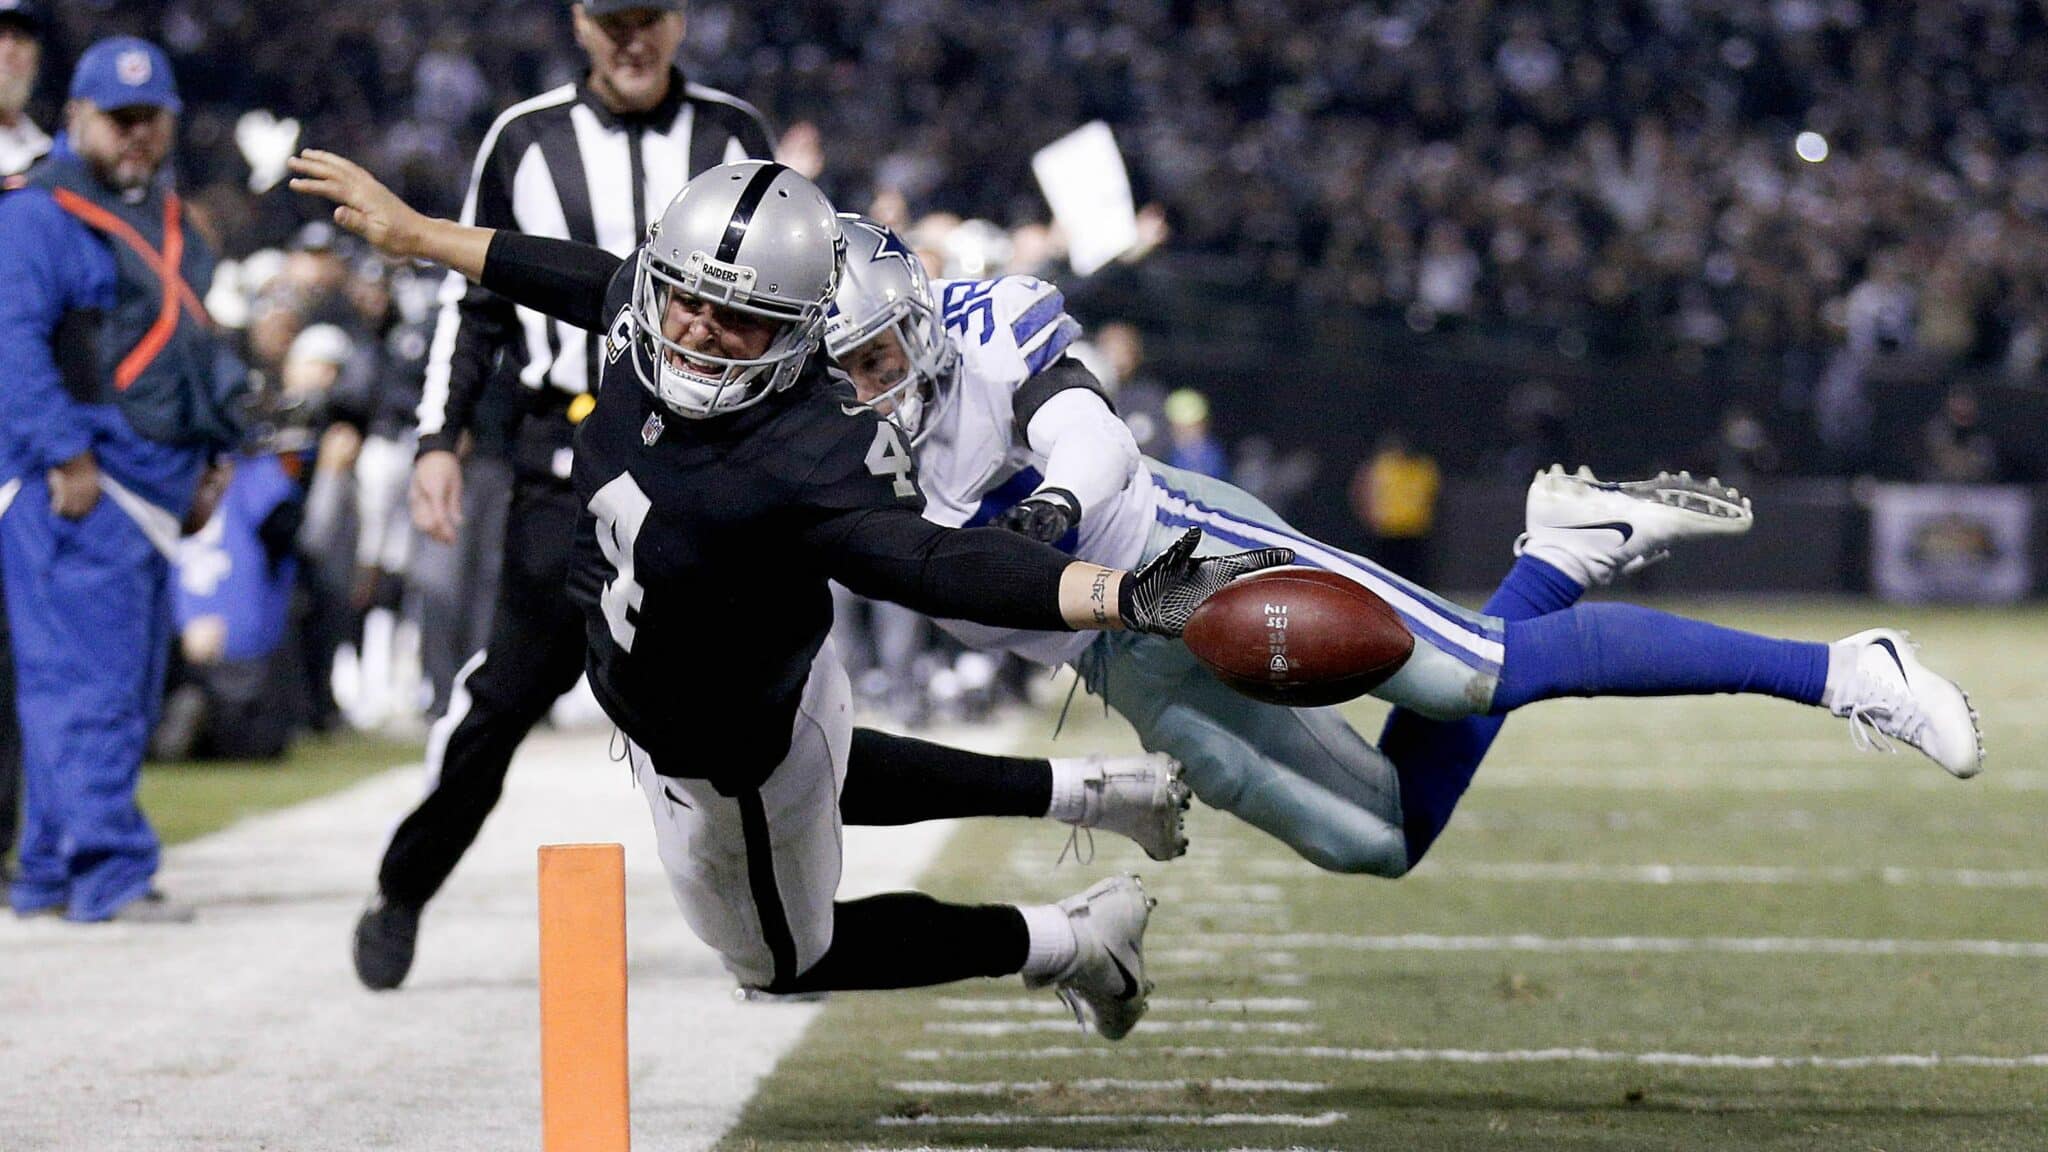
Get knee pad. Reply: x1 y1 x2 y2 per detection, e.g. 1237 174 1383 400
1151 704 1409 878
1372 644 1496 720
1149 703 1259 809
1278 800 1410 878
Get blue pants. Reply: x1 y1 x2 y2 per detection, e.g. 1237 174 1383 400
2 481 171 920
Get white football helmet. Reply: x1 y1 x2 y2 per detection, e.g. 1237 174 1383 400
824 216 958 443
631 161 843 418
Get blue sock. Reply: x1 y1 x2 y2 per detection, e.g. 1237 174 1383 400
1492 603 1830 714
1381 556 1581 868
1482 553 1583 621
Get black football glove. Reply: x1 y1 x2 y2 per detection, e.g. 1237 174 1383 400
1119 527 1293 637
995 487 1082 544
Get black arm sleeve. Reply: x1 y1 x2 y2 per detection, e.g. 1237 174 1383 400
808 507 1075 631
417 140 522 456
478 231 626 335
1011 355 1114 440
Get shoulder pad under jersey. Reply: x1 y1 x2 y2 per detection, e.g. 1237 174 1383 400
761 376 927 514
935 275 1082 391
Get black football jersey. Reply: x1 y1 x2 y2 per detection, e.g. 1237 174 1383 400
567 261 932 783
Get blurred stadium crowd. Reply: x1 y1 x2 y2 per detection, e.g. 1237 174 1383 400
28 0 2048 377
11 0 2042 748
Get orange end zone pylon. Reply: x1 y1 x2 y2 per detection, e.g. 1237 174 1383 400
539 843 631 1152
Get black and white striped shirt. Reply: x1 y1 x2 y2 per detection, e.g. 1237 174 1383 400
416 70 773 480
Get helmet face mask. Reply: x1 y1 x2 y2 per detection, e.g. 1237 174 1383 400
632 252 811 417
628 161 843 419
833 322 933 440
825 217 958 444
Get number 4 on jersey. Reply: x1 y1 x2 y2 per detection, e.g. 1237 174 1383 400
590 472 652 652
866 421 917 498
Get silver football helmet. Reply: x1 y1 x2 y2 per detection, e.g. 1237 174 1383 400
632 161 843 418
824 216 958 444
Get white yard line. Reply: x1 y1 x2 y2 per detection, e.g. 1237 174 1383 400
934 997 1313 1014
889 1079 1328 1095
1175 901 1292 919
1157 933 2048 958
1144 884 1287 902
1151 948 1303 967
0 726 961 1152
843 1139 1335 1147
903 1047 2048 1069
1476 764 2048 791
877 1111 1348 1128
1447 809 2039 834
927 1020 1317 1037
1408 862 2048 887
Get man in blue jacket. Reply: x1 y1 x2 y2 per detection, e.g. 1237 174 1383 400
0 37 242 922
0 0 48 885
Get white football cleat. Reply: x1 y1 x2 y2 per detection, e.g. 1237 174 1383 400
1061 753 1191 861
1517 465 1754 587
1827 628 1983 779
1026 874 1155 1041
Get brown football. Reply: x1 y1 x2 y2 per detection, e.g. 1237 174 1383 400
1182 568 1415 707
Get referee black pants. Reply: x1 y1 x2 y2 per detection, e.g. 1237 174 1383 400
377 480 588 909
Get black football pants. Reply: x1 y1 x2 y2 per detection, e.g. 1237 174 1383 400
377 481 587 909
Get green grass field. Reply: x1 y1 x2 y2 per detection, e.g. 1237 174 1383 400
139 730 420 846
722 601 2048 1151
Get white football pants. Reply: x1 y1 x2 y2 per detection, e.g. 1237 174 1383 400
630 639 852 988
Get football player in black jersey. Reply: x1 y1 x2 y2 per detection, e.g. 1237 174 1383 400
290 150 1289 1038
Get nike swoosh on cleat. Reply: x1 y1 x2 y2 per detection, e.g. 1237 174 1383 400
1108 952 1140 1001
1558 520 1635 542
1873 638 1910 685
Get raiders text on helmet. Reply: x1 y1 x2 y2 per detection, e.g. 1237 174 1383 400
631 161 843 417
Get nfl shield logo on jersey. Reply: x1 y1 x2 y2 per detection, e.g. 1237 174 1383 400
641 412 665 446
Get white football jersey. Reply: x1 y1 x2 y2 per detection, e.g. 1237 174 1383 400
916 275 1157 665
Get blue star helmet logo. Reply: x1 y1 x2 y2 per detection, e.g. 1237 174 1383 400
871 227 915 263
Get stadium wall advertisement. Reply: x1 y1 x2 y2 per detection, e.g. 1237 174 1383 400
1870 485 2032 604
1427 480 2043 601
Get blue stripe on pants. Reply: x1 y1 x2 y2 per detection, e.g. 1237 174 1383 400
1146 472 1503 676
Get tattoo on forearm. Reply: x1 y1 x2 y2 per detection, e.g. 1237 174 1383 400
1090 569 1113 628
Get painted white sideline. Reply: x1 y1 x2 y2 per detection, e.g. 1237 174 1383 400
877 1111 1348 1128
1161 933 2048 958
1478 764 2048 792
843 1139 1335 1147
934 997 1313 1014
1410 862 2048 887
928 1020 1317 1037
889 1079 1329 1095
0 728 957 1152
903 1047 2048 1069
1150 948 1300 967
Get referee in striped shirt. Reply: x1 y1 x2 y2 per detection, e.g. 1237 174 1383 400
353 0 774 990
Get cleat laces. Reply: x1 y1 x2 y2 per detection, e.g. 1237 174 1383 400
1842 683 1927 758
1056 826 1097 867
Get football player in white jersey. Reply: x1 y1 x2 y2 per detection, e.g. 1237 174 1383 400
826 218 1985 877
